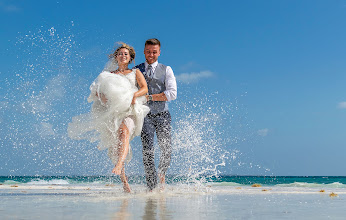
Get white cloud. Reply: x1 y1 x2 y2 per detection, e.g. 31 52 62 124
35 122 55 137
257 128 269 137
4 5 20 12
0 1 21 12
176 70 214 84
80 46 103 57
22 74 67 114
337 102 346 109
179 61 201 72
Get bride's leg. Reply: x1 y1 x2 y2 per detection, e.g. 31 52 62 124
112 122 130 175
120 166 131 193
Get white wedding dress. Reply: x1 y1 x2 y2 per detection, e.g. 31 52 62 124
68 69 150 164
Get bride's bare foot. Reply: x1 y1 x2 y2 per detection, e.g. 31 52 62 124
112 163 123 175
120 174 131 193
123 181 131 193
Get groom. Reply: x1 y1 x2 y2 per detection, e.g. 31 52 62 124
136 38 177 190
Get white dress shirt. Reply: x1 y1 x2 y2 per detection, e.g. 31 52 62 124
145 61 177 102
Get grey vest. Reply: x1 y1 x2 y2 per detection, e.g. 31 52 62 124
136 63 169 114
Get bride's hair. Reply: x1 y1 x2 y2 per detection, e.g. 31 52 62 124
110 42 136 64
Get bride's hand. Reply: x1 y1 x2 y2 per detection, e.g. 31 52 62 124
100 93 108 104
131 95 136 105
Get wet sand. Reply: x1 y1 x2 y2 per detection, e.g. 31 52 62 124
1 184 346 219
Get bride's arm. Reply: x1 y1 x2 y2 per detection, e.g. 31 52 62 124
132 69 148 104
88 72 109 104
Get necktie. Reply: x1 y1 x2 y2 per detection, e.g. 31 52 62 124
147 65 153 78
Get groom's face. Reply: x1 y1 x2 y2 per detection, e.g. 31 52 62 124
144 45 160 64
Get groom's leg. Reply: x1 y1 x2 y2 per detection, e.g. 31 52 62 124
141 115 157 190
156 111 172 179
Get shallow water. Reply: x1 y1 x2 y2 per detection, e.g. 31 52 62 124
1 184 345 220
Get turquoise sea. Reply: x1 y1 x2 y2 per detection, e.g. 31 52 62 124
1 175 346 188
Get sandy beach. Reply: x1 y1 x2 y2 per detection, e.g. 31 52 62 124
1 184 346 220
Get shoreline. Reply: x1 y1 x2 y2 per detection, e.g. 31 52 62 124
1 183 346 195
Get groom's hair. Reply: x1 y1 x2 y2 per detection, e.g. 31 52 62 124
145 38 161 47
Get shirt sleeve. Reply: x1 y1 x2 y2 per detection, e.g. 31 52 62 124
164 66 177 101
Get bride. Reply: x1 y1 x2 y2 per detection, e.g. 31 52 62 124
68 43 149 193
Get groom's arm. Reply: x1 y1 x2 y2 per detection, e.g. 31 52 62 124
147 92 168 102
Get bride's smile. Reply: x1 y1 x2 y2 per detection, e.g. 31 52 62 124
116 48 131 65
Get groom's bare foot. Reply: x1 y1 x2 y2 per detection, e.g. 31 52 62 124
159 174 165 191
159 174 165 184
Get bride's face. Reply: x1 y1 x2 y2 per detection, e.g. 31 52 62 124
116 48 131 65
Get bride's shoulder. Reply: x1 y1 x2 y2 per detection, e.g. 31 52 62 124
132 68 142 74
128 68 138 76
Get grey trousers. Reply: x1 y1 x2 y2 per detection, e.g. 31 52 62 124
141 111 172 190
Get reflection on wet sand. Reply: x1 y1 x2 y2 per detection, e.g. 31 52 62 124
112 199 130 220
142 198 156 220
111 195 173 220
142 196 172 220
158 196 172 220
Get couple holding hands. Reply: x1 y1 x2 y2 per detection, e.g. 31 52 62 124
70 38 177 193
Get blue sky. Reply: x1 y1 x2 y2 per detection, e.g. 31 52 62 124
1 0 346 176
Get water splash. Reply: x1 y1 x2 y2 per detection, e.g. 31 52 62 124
1 25 106 176
1 24 269 182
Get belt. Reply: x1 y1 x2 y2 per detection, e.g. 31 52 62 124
148 111 170 117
